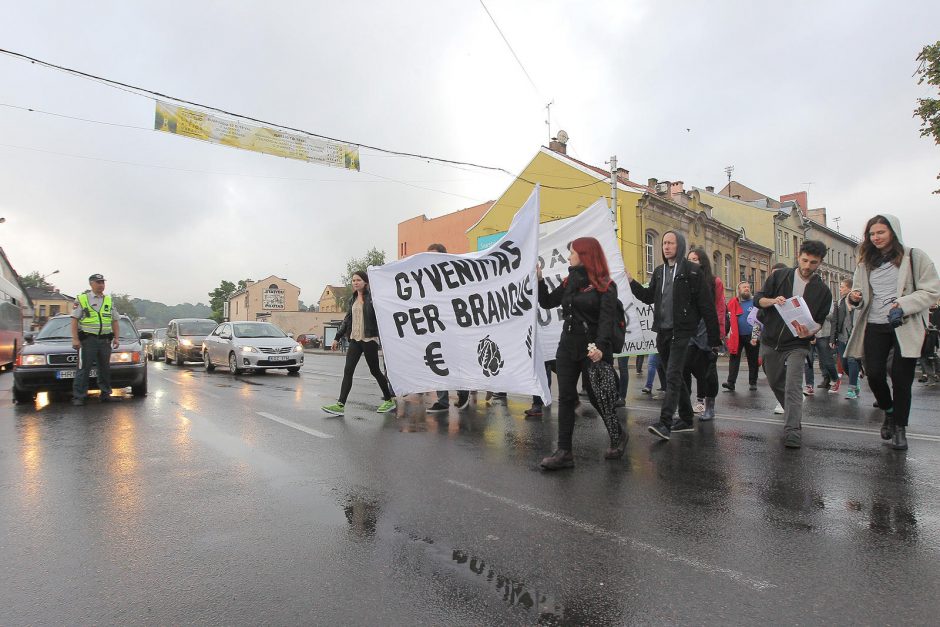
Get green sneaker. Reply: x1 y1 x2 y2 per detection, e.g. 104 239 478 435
322 402 345 416
376 399 396 413
845 387 859 400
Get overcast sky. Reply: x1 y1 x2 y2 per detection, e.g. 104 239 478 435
2 1 938 305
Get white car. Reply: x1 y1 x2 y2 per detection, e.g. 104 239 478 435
202 321 304 375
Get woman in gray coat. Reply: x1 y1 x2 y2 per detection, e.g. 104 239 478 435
846 214 940 450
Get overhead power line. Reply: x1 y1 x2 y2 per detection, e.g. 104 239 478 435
0 47 614 192
478 0 541 96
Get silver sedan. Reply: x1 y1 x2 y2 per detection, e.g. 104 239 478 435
202 321 304 375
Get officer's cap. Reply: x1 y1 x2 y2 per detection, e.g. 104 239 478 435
88 274 105 282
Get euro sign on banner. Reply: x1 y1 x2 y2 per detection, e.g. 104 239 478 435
369 187 551 403
154 100 360 170
537 199 654 357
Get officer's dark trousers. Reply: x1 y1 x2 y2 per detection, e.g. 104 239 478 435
74 334 113 399
656 329 693 425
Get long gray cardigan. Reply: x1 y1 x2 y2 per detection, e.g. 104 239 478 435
845 245 940 359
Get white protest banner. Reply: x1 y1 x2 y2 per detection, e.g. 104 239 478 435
369 187 551 402
536 199 655 358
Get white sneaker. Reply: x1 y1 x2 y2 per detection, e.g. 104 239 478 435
693 399 705 413
773 403 784 415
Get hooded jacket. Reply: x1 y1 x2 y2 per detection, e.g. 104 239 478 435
845 214 940 359
754 264 832 352
629 230 720 345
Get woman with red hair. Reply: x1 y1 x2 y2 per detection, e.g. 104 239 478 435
536 236 626 469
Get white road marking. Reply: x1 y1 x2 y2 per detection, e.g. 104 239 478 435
256 411 333 439
623 403 940 442
445 478 776 592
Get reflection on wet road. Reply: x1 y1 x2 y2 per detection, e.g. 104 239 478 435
2 354 939 624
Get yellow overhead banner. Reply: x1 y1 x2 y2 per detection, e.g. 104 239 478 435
154 101 360 170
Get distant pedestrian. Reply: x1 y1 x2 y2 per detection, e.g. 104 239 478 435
322 270 396 416
423 244 471 412
640 351 664 395
70 273 120 405
830 278 862 399
803 302 840 396
537 237 627 469
628 231 720 440
755 241 833 448
724 281 760 392
846 215 940 450
684 248 723 421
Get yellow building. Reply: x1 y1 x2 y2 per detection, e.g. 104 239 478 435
226 275 300 321
466 139 647 275
26 286 73 330
317 285 347 313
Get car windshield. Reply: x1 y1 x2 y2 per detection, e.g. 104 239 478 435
234 323 287 338
154 328 167 339
179 321 218 335
36 317 139 341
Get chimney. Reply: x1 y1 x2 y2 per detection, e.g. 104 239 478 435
616 167 630 182
705 186 715 193
647 177 658 190
670 181 685 195
548 129 569 155
657 180 671 196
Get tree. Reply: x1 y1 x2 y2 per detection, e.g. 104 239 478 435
338 247 386 311
207 278 253 322
111 294 139 320
21 271 52 289
915 41 940 194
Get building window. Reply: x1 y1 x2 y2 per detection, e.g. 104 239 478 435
739 264 746 283
39 305 46 317
724 255 733 285
645 231 656 275
50 305 60 316
776 230 782 254
760 269 767 288
712 251 722 276
793 235 798 258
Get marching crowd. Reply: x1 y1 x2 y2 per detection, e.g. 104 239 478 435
319 214 940 470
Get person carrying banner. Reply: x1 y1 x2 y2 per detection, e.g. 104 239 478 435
627 231 720 440
537 237 626 469
423 243 471 412
322 270 396 416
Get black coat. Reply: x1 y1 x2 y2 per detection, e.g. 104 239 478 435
755 268 832 352
335 289 380 341
538 266 618 361
629 259 720 346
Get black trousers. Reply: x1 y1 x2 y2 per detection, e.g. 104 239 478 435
684 345 718 399
863 323 917 427
555 335 600 450
338 339 392 404
657 330 693 425
727 335 760 386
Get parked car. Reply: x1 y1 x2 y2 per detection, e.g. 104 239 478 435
12 314 148 403
202 321 304 375
146 327 167 361
164 318 218 365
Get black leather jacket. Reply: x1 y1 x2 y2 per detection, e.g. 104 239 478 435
335 289 380 341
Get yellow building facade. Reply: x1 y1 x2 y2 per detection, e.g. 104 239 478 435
466 146 646 275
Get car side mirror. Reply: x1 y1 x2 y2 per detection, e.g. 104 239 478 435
220 333 231 340
288 332 294 339
24 332 35 344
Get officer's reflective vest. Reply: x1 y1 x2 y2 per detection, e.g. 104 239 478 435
78 293 113 335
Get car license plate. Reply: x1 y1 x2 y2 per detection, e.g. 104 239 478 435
268 356 288 362
56 368 96 379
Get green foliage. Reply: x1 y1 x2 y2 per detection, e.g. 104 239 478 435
915 41 940 193
21 271 51 289
207 278 252 322
338 247 386 312
131 299 212 327
111 294 139 320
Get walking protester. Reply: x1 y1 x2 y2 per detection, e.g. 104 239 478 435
917 302 940 385
70 273 120 405
845 215 940 450
756 241 832 447
830 278 862 399
322 270 396 416
803 304 840 396
635 354 645 376
628 231 720 440
423 244 471 412
537 237 627 469
724 281 760 392
616 356 630 407
683 248 723 421
752 262 791 415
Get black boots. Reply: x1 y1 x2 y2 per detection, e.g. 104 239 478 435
880 413 894 440
892 426 908 451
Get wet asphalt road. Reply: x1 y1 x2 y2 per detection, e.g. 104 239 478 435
2 353 939 625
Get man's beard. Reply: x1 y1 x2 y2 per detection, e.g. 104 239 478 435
740 292 751 300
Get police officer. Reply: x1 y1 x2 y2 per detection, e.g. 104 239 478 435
70 273 120 405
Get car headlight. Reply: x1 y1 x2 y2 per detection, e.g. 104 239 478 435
241 346 258 353
180 339 193 347
293 344 303 353
110 351 141 364
155 341 164 348
17 354 46 366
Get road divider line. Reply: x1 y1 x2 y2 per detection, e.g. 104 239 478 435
445 478 776 592
256 411 333 439
623 403 940 442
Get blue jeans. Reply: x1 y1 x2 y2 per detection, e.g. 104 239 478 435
645 352 662 390
836 340 860 387
74 334 113 398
